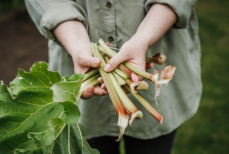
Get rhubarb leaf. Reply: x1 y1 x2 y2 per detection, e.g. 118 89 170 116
53 123 99 154
51 73 85 103
9 61 61 99
60 101 80 125
0 84 60 153
0 62 98 154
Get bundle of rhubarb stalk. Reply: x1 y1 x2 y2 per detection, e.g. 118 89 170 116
79 39 176 141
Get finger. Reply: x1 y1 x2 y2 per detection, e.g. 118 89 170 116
98 77 104 84
101 83 106 89
131 72 139 82
104 52 128 72
94 86 108 95
81 86 94 99
74 65 91 74
79 55 101 68
131 72 143 82
82 67 90 74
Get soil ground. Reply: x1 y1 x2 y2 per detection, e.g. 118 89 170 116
0 8 48 86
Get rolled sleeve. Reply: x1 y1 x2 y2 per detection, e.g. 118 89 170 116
145 0 192 28
25 0 87 40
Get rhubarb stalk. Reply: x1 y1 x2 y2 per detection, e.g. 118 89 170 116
146 53 167 65
125 78 149 93
99 44 137 80
80 74 101 94
82 69 99 82
109 72 143 126
93 42 143 126
76 73 101 102
104 55 129 79
113 72 126 86
124 85 163 124
118 64 132 77
91 43 128 141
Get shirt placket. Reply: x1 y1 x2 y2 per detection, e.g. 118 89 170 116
102 0 119 132
103 0 117 48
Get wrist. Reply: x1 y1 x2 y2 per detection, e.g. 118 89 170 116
130 34 149 53
53 20 91 56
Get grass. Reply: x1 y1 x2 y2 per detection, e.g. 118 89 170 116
172 0 229 153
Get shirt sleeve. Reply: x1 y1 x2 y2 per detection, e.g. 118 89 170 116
25 0 87 40
145 0 197 29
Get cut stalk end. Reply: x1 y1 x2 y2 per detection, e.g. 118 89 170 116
116 127 125 142
125 79 148 93
155 65 176 97
129 111 143 126
118 114 129 128
136 81 149 90
160 117 163 125
146 53 167 65
116 115 128 142
124 85 163 125
129 81 139 93
151 70 159 84
153 53 167 65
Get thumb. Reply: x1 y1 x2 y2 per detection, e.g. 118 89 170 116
79 55 101 68
104 52 127 72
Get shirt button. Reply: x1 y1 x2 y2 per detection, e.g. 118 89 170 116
108 36 114 42
106 2 112 8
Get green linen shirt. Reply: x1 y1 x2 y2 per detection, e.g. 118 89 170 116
25 0 202 139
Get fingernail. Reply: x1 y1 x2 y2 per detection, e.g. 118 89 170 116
104 64 111 72
94 59 99 65
131 73 139 82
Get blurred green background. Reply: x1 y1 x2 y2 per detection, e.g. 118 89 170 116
0 0 228 154
172 0 229 154
0 0 24 14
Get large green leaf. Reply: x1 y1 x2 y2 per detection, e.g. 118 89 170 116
53 123 99 154
51 73 85 104
0 62 99 154
9 62 61 99
60 101 81 125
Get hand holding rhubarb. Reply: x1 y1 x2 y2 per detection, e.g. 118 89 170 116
103 37 148 82
53 20 108 99
78 39 176 142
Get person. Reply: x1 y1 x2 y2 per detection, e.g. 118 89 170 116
25 0 202 153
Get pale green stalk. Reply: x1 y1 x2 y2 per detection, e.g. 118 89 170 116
123 85 163 125
76 74 101 102
80 74 101 94
91 43 128 141
82 69 99 82
110 72 143 126
95 42 143 125
113 72 126 85
104 55 129 79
